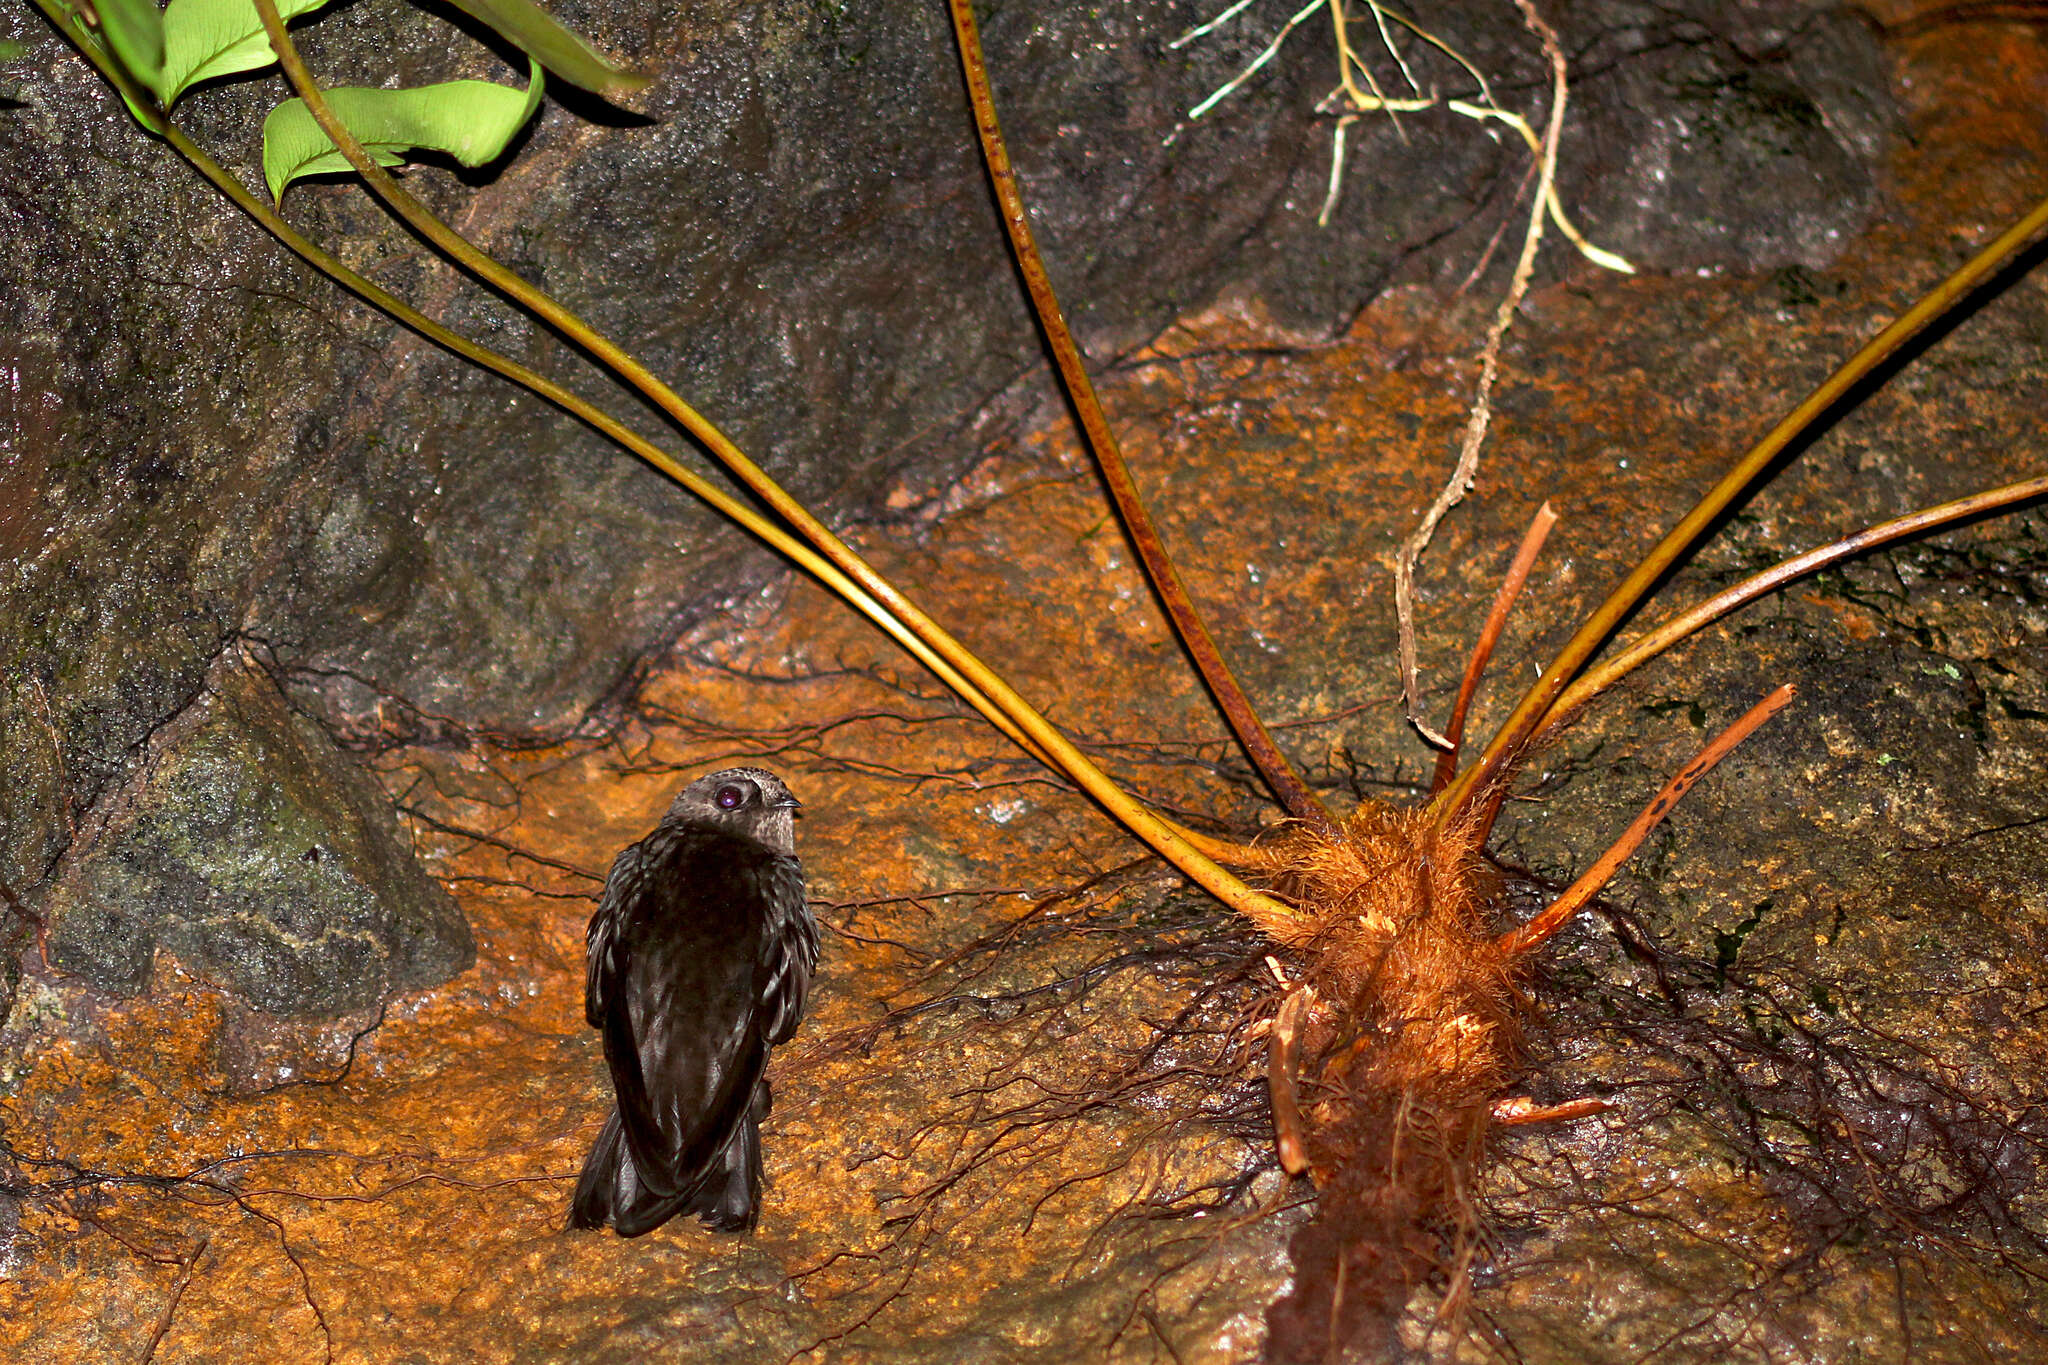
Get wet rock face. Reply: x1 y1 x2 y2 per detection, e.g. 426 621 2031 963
1238 1 1894 317
1556 2 1894 274
44 655 472 1016
0 5 2043 1352
0 0 1886 1011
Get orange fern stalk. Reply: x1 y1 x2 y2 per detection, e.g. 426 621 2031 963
943 0 2048 1354
57 0 2037 1347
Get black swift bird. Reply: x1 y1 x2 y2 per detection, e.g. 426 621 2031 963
571 766 816 1235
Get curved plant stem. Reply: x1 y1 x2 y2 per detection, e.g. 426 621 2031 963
40 72 1056 778
29 0 168 132
945 0 1338 838
1496 683 1797 958
38 0 1262 880
246 0 1298 926
1491 1096 1611 1126
1430 501 1555 795
1523 475 2048 749
1268 985 1317 1177
1439 188 2048 825
218 20 1251 877
1457 476 2048 842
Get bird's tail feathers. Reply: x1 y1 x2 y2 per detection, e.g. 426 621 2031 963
573 1098 766 1236
569 1108 630 1230
683 1088 766 1232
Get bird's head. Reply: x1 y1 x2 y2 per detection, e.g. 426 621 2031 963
665 767 802 856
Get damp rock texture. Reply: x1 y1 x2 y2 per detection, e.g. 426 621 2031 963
3 2 2042 1363
0 0 1892 1022
43 654 472 1016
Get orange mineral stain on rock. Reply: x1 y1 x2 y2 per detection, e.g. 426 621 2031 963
6 17 2048 1364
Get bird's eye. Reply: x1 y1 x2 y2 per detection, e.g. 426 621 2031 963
715 785 746 810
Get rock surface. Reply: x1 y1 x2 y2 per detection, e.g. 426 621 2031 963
42 652 472 1015
2 0 1893 1018
5 1 2046 1361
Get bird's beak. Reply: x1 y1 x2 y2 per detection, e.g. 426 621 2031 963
774 795 802 810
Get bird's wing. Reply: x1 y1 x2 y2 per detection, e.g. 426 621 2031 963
755 855 816 1046
596 828 781 1203
585 843 644 1030
603 978 765 1203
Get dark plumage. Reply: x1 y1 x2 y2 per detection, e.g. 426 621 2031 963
570 767 816 1235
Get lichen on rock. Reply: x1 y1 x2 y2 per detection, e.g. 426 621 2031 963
45 651 471 1015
